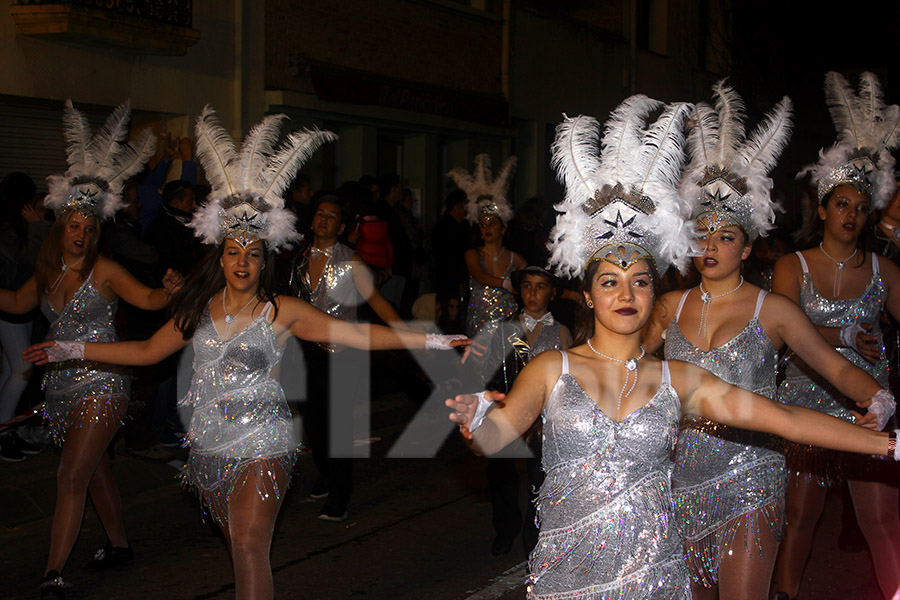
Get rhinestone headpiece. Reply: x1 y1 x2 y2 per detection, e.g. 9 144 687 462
447 154 516 224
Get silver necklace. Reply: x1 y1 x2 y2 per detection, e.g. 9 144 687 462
819 243 858 297
586 340 645 415
222 288 257 336
50 255 85 293
698 276 744 337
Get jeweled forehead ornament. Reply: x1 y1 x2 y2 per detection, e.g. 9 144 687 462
681 81 793 242
44 99 156 220
189 105 336 252
447 154 517 225
800 71 900 211
548 96 697 277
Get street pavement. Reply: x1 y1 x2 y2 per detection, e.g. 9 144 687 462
1 387 887 599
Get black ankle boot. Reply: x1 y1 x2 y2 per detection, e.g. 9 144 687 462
83 540 134 570
39 570 66 600
771 592 795 600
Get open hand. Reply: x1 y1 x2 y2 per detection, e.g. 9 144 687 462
22 341 57 366
854 323 882 364
446 390 505 440
162 269 184 296
849 410 878 430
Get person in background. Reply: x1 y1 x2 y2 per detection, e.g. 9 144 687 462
137 134 196 232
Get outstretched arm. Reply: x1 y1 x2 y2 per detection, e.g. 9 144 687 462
447 350 557 455
277 295 467 351
351 254 407 328
23 318 190 367
674 361 891 457
0 276 40 315
465 249 511 290
96 257 182 311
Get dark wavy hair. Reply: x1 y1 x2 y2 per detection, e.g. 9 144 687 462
169 239 279 339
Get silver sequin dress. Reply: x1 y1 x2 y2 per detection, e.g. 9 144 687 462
466 253 517 338
664 289 785 586
777 251 888 484
41 269 129 445
180 302 296 524
528 352 690 599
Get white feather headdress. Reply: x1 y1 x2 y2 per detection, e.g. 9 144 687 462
190 105 336 252
548 97 696 277
447 154 516 224
800 71 900 210
681 81 793 240
44 99 156 220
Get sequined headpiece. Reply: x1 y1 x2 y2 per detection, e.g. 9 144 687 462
189 105 336 251
681 81 793 241
800 72 900 210
548 97 696 276
447 154 516 224
44 99 156 220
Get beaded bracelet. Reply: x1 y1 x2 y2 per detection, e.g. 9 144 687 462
889 430 898 461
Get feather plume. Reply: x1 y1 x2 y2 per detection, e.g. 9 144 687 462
260 128 337 203
637 102 692 191
738 96 793 173
880 104 900 150
194 105 239 199
447 167 474 192
712 80 745 168
239 114 286 193
107 128 157 192
490 156 517 199
551 114 603 205
90 101 131 180
473 154 491 190
61 99 92 173
685 102 718 171
824 71 859 147
598 96 662 185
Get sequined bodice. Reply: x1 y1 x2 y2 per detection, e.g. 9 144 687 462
799 264 884 331
466 254 517 337
297 242 359 322
41 271 118 344
664 289 777 398
186 308 283 401
540 367 681 519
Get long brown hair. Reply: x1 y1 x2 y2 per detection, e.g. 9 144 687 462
169 239 279 340
34 209 101 295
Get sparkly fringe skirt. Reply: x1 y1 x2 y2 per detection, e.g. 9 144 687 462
528 470 690 599
42 360 130 446
672 426 786 587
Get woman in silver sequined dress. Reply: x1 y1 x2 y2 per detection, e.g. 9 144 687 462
0 207 180 592
641 82 894 600
769 72 900 600
771 185 900 598
27 234 468 599
644 224 889 600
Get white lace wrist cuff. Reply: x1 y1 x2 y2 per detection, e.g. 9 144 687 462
892 430 899 461
425 333 466 350
840 323 864 353
468 392 493 433
868 389 896 431
45 341 85 362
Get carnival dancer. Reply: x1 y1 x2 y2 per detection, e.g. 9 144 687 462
0 100 182 600
449 154 526 340
25 106 467 600
643 81 896 600
771 72 900 600
446 99 899 600
287 194 409 521
481 266 571 556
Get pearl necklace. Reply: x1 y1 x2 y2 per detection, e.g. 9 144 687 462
586 339 645 415
222 288 257 337
819 243 858 297
697 276 744 337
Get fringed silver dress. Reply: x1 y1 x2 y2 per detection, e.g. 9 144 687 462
777 252 888 485
180 302 296 525
41 269 129 445
527 352 690 599
664 289 785 587
466 254 517 338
